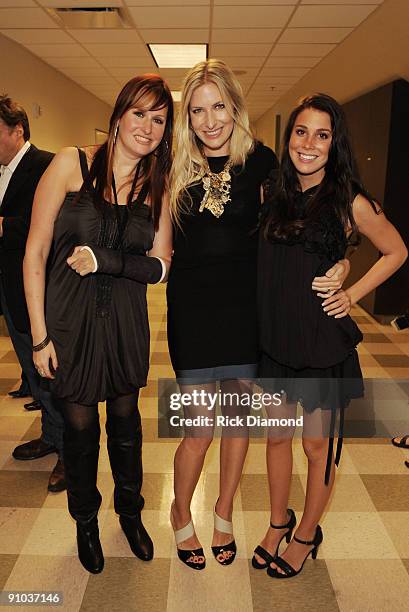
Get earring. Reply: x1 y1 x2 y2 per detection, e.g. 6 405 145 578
114 122 119 144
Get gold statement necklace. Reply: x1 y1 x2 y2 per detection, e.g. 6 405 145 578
199 156 233 218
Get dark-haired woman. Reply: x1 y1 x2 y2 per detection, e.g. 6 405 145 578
253 94 407 579
23 75 173 573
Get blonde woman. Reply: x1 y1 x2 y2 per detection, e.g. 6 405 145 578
167 60 347 570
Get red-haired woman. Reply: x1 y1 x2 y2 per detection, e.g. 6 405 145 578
23 75 173 574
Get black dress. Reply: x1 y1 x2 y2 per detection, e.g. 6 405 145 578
258 186 364 482
46 150 154 405
167 143 278 381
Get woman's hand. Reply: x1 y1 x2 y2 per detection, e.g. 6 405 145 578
312 258 350 297
33 340 59 379
322 289 352 318
67 246 96 276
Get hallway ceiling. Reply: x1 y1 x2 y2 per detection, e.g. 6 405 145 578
0 0 385 121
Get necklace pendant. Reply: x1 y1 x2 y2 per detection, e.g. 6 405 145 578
207 198 224 218
199 157 232 218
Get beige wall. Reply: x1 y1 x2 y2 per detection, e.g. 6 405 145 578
0 33 112 153
254 0 409 151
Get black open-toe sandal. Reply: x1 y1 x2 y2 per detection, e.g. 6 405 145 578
252 508 296 570
170 502 206 571
267 525 323 579
211 509 237 566
391 435 409 449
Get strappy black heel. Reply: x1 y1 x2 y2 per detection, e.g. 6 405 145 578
267 525 323 579
251 509 296 570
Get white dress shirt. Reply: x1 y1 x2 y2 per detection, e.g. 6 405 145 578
0 141 31 206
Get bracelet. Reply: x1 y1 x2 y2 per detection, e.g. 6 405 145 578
33 335 50 352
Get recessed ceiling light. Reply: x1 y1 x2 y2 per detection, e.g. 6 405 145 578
148 44 207 69
171 91 182 102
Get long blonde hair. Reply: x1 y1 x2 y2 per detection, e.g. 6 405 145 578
170 59 255 225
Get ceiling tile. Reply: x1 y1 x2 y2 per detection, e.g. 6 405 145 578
214 0 295 4
235 81 257 90
301 0 382 4
81 82 116 90
0 8 58 27
140 29 208 44
211 28 281 44
280 27 353 44
39 1 123 6
67 29 142 44
260 66 310 77
106 67 157 79
265 56 322 67
213 56 265 68
0 1 36 6
60 66 113 77
97 56 156 68
88 90 118 98
126 0 209 4
83 43 150 59
128 7 209 29
0 28 73 44
233 68 259 77
289 5 379 28
270 43 336 57
158 68 190 79
26 44 89 58
210 43 271 57
74 77 119 87
46 56 102 68
254 75 300 85
247 99 276 105
249 84 290 93
213 5 293 28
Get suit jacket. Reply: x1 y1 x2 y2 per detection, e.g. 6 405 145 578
0 144 54 332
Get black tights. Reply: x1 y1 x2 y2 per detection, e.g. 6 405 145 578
60 392 143 523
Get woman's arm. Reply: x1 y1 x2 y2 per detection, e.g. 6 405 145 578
322 195 408 318
67 193 173 282
23 147 79 378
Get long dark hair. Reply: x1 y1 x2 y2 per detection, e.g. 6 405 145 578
84 74 173 230
263 93 376 243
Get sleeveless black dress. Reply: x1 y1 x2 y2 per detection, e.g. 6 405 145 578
46 149 154 405
258 186 364 482
167 143 278 381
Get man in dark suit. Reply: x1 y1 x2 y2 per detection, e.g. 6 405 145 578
0 95 65 491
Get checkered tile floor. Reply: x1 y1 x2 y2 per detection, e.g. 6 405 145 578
0 286 408 611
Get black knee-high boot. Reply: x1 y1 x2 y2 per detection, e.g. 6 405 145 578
63 420 104 574
106 409 153 561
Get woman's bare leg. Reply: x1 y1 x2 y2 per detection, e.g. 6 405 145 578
270 408 335 573
213 379 251 556
172 382 215 551
254 400 297 564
